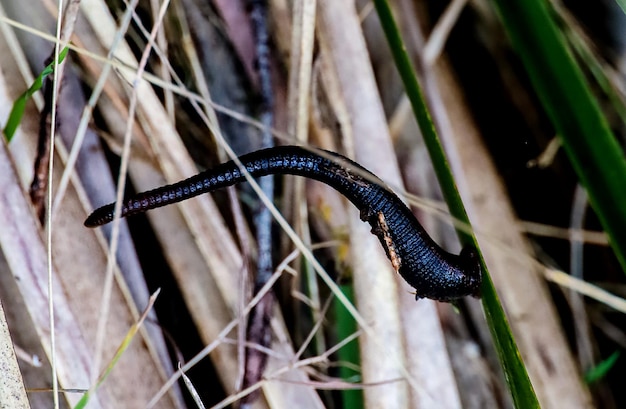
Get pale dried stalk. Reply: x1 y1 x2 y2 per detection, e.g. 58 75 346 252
285 0 323 356
47 2 65 405
543 268 626 314
0 132 109 408
318 8 408 407
0 300 30 409
521 221 608 245
1 1 182 407
317 1 458 407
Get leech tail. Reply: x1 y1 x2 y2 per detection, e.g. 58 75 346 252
84 161 251 227
84 147 342 227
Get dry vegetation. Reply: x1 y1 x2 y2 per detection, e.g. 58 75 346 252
0 0 623 408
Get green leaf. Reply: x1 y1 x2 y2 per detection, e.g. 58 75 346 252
489 0 626 275
73 289 158 409
334 283 364 408
562 20 626 130
372 1 539 407
3 46 69 142
585 351 620 384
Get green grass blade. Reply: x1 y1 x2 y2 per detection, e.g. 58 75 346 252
565 27 626 130
372 1 539 407
73 289 159 409
334 283 364 408
489 0 626 274
3 47 69 142
584 350 620 384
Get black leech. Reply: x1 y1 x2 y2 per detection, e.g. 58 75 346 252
84 146 482 302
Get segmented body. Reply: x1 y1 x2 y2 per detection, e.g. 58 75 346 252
85 146 481 301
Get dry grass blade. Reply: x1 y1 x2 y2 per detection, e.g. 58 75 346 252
0 128 108 408
317 1 466 407
520 221 608 246
317 2 409 405
74 289 161 409
180 365 206 409
543 268 626 314
0 3 181 408
284 0 321 372
0 300 29 409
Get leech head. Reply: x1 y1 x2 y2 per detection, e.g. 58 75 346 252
456 245 482 298
432 245 482 302
402 244 482 303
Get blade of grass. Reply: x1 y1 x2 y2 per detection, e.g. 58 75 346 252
179 363 206 409
334 283 364 408
2 46 68 141
558 10 626 131
73 289 160 409
488 0 626 275
372 1 539 407
584 351 620 384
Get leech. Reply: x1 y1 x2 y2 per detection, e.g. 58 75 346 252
85 146 481 302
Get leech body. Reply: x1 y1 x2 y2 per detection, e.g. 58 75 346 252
85 146 481 301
